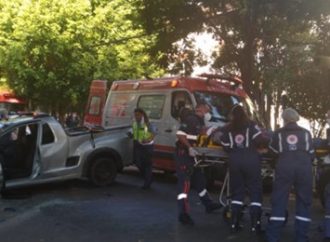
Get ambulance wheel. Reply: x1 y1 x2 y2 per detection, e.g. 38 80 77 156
89 158 117 186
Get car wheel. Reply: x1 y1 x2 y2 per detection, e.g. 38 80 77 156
89 158 117 186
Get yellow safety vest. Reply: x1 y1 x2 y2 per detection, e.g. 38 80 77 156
132 122 153 143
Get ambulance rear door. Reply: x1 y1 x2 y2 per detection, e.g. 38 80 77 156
84 80 108 127
137 89 193 171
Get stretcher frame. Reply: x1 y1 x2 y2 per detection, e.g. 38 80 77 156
194 146 330 226
193 147 230 207
193 147 275 207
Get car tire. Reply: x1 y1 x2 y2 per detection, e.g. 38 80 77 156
89 157 117 186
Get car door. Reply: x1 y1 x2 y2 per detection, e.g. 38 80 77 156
38 121 69 176
0 121 40 181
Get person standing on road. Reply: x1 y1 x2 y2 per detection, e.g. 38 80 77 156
322 110 330 242
175 103 222 225
132 108 156 190
220 104 268 233
265 108 314 242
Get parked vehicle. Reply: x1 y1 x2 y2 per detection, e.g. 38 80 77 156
0 113 132 192
84 74 264 185
0 89 25 119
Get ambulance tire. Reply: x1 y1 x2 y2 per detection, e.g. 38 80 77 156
89 157 117 186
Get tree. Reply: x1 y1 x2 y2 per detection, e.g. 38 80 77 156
138 0 330 128
0 0 163 116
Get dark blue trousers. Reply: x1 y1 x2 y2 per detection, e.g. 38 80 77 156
324 183 330 238
175 151 212 215
133 141 154 187
229 150 262 223
266 156 312 242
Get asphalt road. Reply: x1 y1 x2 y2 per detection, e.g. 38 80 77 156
0 167 326 242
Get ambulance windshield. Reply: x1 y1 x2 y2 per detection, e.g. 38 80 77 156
193 91 261 124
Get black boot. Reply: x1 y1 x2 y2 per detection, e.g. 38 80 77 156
251 216 262 233
200 192 222 213
178 213 195 226
230 211 243 232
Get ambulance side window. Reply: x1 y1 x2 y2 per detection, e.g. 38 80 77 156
137 95 166 119
171 91 192 120
88 96 101 115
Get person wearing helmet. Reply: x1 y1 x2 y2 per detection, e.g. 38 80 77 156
322 110 330 242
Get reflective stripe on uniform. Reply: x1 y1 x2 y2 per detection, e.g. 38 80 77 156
245 128 249 147
176 131 197 141
269 145 279 154
177 193 188 200
198 189 207 197
305 132 309 151
325 215 330 219
250 202 262 207
229 132 234 148
278 133 283 152
231 200 243 205
270 217 286 221
221 141 231 147
252 131 262 140
186 135 198 140
176 130 187 136
295 216 311 222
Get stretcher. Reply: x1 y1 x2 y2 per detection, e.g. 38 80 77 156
193 134 278 224
194 137 330 224
193 144 286 226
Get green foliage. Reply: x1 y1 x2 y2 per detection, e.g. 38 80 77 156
0 0 163 115
138 0 330 129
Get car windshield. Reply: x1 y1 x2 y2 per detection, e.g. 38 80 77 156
193 91 261 124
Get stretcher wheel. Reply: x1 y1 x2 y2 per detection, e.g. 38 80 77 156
222 205 245 224
222 205 232 224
